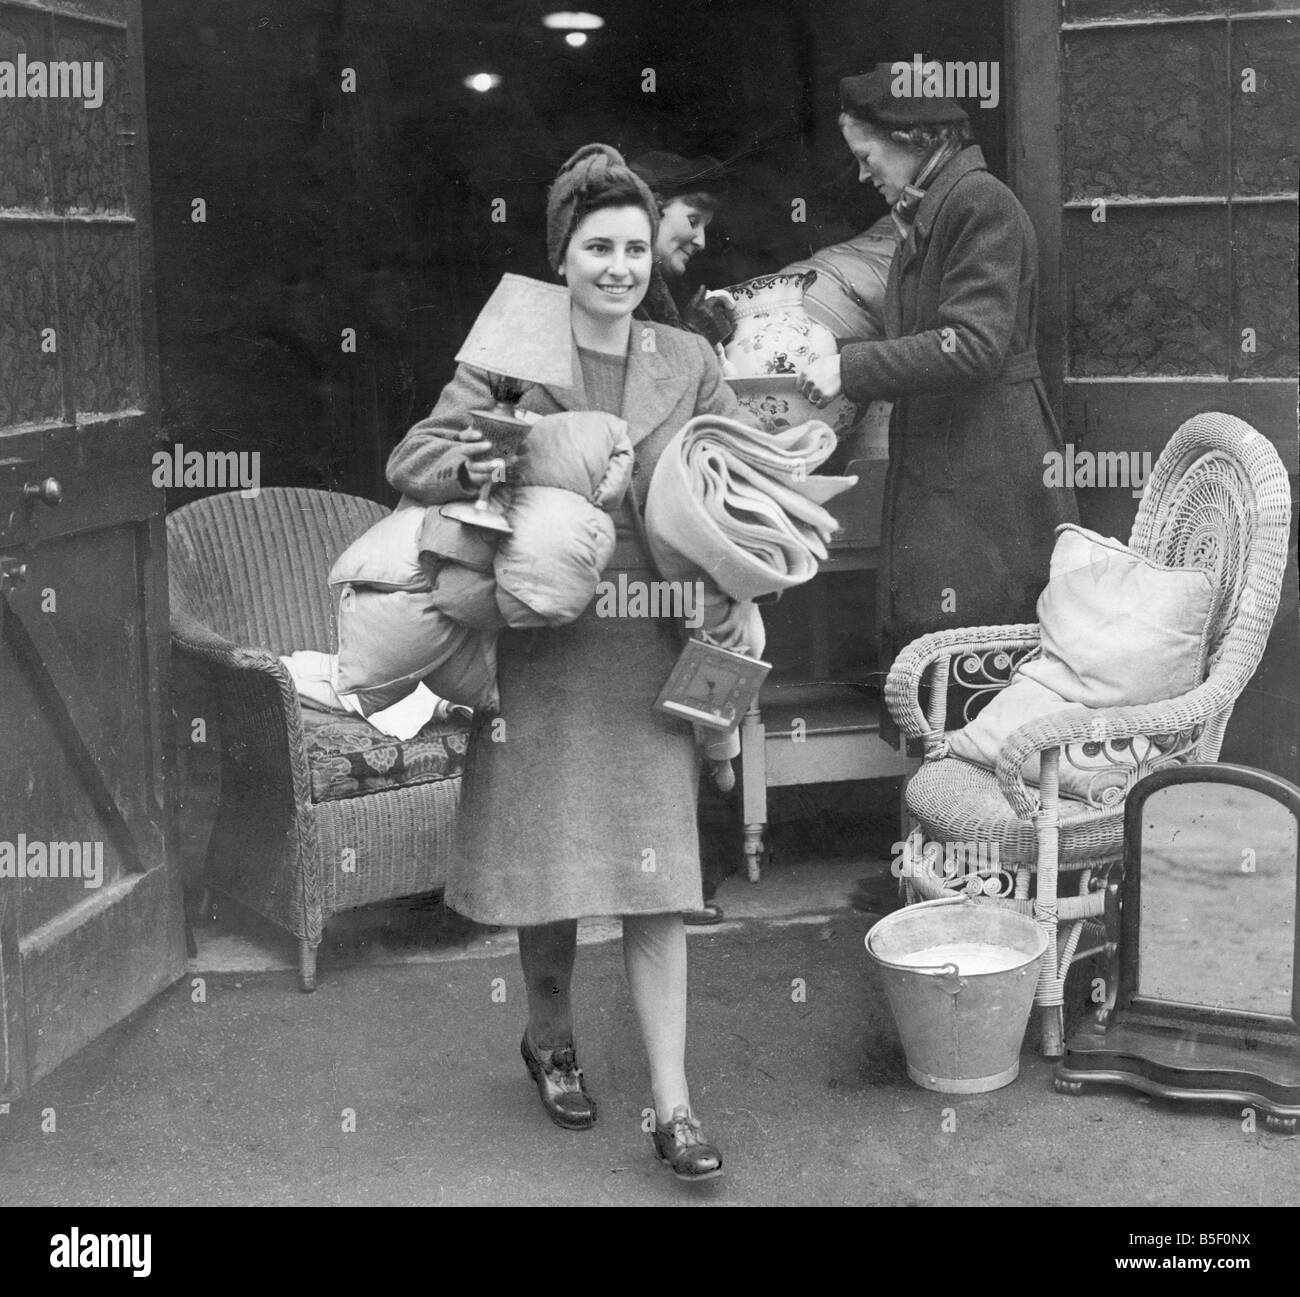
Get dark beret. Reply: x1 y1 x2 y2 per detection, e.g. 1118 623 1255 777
840 62 969 129
629 151 729 199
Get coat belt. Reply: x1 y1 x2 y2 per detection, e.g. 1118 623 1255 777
998 349 1041 384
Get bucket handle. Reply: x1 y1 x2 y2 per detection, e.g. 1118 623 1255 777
908 960 964 995
864 895 972 993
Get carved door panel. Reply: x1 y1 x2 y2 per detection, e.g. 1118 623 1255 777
0 0 182 1101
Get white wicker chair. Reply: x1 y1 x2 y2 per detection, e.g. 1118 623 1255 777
884 413 1293 1056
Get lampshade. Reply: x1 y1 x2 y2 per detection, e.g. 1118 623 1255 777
455 273 574 389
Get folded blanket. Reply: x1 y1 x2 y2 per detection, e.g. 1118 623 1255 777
644 415 857 601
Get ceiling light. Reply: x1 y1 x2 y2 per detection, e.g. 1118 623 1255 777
542 12 605 31
565 32 588 47
464 72 501 92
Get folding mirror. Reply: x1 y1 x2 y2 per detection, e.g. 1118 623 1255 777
1055 764 1300 1131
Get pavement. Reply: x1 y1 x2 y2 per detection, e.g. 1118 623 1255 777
1 844 1296 1207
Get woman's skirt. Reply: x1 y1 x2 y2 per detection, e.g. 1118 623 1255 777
446 560 703 927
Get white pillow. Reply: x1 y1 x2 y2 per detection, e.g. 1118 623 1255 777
1019 525 1218 705
329 504 498 713
329 503 428 592
947 525 1218 802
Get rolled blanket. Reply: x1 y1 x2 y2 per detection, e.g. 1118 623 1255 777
494 412 632 625
514 410 633 508
495 484 616 626
644 414 858 600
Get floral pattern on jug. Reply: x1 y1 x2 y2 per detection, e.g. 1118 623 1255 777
710 270 858 435
714 270 839 378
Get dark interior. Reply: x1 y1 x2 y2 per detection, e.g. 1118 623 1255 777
143 0 1006 505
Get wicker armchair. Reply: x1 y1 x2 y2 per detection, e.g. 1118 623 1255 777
168 487 467 991
884 413 1293 1056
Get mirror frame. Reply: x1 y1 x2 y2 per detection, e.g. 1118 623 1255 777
1056 763 1300 1131
1119 763 1300 1036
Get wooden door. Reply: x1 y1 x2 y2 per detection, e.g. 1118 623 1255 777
0 0 182 1102
1007 0 1300 781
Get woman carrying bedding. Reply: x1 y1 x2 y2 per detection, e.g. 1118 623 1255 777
386 144 755 1182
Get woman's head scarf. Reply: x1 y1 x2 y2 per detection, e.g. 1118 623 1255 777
546 143 660 273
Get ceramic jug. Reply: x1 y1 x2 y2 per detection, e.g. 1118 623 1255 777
710 270 840 379
709 270 859 436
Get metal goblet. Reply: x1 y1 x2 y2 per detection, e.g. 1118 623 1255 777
439 396 532 534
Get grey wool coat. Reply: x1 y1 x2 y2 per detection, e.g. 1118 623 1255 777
839 146 1077 666
387 321 751 926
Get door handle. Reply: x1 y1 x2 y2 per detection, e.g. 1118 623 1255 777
4 474 63 537
22 477 63 507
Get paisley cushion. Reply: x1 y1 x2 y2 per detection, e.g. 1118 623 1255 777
303 709 469 803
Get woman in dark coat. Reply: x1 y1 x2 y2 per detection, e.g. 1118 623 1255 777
387 144 746 1181
799 66 1077 673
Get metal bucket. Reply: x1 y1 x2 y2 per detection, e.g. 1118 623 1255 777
865 896 1048 1093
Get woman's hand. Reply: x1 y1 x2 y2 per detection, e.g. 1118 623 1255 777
683 286 736 348
797 354 843 408
456 428 512 487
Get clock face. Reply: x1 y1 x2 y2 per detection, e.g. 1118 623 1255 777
656 639 770 731
681 660 745 721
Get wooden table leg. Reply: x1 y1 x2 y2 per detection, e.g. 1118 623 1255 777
740 701 766 882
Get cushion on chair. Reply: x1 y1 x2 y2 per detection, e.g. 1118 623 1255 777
302 709 469 803
1019 524 1219 705
906 757 1125 868
947 525 1218 801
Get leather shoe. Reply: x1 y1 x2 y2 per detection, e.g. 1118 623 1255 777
520 1031 596 1130
651 1105 723 1181
684 902 724 926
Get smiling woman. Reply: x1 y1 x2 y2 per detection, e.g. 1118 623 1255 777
385 143 758 1183
561 207 653 327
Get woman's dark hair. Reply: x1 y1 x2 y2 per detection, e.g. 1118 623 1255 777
838 112 974 154
571 174 657 235
546 144 660 270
